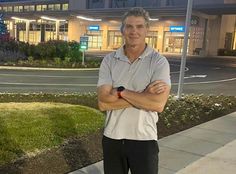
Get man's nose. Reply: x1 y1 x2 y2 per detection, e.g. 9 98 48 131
130 26 137 32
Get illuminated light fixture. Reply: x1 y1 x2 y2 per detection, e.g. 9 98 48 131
77 15 102 22
41 16 66 22
149 18 159 21
11 17 35 22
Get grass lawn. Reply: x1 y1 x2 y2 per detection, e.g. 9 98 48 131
0 102 104 166
0 93 236 173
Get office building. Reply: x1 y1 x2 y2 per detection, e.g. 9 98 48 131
0 0 236 55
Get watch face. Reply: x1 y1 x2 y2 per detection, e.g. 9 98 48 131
117 86 125 92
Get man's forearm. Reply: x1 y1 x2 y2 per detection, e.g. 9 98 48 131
98 98 132 111
121 88 170 112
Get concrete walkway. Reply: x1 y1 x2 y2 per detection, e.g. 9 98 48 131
70 112 236 174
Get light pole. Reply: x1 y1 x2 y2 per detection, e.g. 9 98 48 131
176 0 193 99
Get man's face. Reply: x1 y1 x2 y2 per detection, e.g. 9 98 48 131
122 16 148 47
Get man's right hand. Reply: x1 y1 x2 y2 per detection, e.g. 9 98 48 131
144 80 168 94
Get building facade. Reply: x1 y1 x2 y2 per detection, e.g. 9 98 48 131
0 0 236 56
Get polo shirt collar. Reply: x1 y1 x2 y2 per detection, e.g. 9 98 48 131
114 44 153 61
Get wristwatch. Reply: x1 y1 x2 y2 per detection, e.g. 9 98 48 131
117 86 125 98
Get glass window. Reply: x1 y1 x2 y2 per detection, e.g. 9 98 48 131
48 4 54 11
141 0 159 7
59 22 68 41
29 23 41 44
36 5 42 11
3 6 7 12
88 0 104 9
14 6 19 12
42 5 47 11
59 22 68 32
24 5 29 12
19 6 23 12
7 6 12 12
108 30 123 49
29 5 35 11
86 30 103 49
111 0 135 8
62 3 68 11
145 31 158 48
55 4 61 10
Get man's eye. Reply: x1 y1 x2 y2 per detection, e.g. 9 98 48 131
137 25 145 29
126 25 133 29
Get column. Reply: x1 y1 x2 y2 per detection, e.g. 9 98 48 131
101 25 108 50
25 20 30 43
55 20 60 40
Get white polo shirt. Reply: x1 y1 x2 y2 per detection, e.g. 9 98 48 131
97 45 171 141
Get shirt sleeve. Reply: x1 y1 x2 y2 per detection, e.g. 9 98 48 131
151 55 171 87
97 55 113 87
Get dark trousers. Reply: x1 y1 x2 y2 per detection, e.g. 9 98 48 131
102 136 159 174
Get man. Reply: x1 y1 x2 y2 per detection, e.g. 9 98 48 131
97 7 171 174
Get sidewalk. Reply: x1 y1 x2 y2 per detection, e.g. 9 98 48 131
69 111 236 174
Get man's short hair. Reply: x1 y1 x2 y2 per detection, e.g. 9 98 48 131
121 7 150 33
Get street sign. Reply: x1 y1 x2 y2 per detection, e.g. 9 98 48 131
170 26 185 32
79 36 89 50
88 25 100 31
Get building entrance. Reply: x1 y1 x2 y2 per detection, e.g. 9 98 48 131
164 32 188 53
165 36 184 53
86 30 102 49
145 31 158 49
108 30 123 50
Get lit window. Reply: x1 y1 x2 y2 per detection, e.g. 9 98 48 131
7 6 12 12
48 4 54 11
19 6 23 12
14 6 19 12
29 5 35 11
3 7 7 12
42 5 47 11
36 5 42 11
62 4 68 11
24 5 29 12
55 4 61 11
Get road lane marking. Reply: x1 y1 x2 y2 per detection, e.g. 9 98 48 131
184 75 207 79
172 77 236 85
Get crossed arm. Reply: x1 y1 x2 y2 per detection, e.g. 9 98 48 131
97 80 170 113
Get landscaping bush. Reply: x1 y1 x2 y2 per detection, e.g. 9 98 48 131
0 93 235 126
0 40 84 65
67 41 82 63
218 48 236 56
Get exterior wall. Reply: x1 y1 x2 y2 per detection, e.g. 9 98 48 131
189 16 206 54
68 19 86 42
69 0 86 10
101 24 108 49
224 0 236 3
194 0 224 5
104 0 110 8
206 16 222 56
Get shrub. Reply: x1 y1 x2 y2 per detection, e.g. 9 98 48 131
67 41 82 63
218 48 236 56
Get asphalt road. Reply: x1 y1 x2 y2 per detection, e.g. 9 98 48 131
0 55 235 96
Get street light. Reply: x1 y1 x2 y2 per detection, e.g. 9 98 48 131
176 0 193 99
